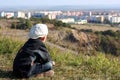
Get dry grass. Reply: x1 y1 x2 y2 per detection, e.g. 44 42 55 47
0 19 19 28
0 28 29 41
72 24 120 31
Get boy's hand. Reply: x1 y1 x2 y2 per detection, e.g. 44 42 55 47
31 61 34 66
52 61 55 66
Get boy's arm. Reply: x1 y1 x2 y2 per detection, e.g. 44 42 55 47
33 49 51 64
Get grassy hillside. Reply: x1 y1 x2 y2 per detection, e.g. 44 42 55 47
0 36 120 80
0 19 120 80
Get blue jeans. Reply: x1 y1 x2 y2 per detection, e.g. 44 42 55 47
28 61 53 77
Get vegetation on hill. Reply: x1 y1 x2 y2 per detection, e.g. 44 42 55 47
30 17 71 28
0 18 120 79
11 18 33 29
95 30 120 56
10 18 71 30
0 36 120 80
48 27 120 56
1 18 120 55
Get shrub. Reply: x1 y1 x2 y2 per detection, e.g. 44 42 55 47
11 23 17 29
10 19 33 30
25 20 33 29
102 30 119 37
80 29 93 33
95 30 120 38
95 30 120 55
99 36 118 55
54 20 63 27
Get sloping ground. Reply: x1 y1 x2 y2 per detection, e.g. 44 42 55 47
48 26 120 55
48 28 99 54
0 18 120 56
0 35 120 80
0 28 97 55
72 24 120 31
0 19 120 55
0 25 120 80
0 29 78 54
71 30 98 54
1 22 119 56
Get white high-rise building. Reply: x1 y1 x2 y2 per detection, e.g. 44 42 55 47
5 12 14 18
89 15 104 23
0 11 14 18
110 16 120 23
89 11 92 16
105 15 112 21
48 14 56 20
0 11 5 17
14 11 25 18
26 12 31 19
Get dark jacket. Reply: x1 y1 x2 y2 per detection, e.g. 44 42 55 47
13 38 51 78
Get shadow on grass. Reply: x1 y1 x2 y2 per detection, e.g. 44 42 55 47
0 69 17 79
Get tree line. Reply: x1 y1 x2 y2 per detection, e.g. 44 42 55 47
11 17 71 30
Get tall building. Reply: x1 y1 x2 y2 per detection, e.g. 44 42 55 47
0 11 5 17
0 11 14 18
89 11 92 16
26 12 31 19
48 13 56 20
110 16 120 23
89 15 104 23
5 12 14 18
105 15 112 21
14 11 25 18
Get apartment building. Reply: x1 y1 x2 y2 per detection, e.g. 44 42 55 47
0 11 14 18
0 11 5 17
14 11 25 18
110 16 120 23
89 15 104 23
48 13 56 20
25 12 31 19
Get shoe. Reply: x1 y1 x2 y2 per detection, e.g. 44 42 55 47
44 70 54 77
35 73 44 77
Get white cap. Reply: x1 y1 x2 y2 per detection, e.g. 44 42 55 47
29 24 48 39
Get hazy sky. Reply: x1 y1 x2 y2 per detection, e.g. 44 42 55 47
0 0 120 8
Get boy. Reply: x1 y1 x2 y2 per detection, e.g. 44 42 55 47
13 24 55 78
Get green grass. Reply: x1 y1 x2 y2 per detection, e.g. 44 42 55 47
0 37 120 80
0 37 23 54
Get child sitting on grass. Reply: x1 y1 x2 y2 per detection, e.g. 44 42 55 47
13 23 55 78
